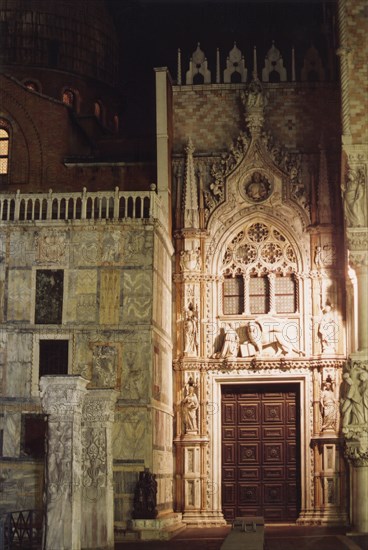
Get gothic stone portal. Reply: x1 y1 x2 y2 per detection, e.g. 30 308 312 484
222 384 301 522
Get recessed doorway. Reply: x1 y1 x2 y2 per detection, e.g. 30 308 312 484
221 384 301 522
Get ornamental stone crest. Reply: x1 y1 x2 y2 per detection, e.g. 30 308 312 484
244 171 272 203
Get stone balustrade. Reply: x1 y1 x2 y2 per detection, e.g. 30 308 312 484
0 185 160 223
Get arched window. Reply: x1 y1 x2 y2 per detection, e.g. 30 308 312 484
62 89 75 108
113 114 119 133
221 222 298 316
0 121 10 175
94 101 102 119
24 80 39 92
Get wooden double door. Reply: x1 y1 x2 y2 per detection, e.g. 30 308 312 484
222 384 300 522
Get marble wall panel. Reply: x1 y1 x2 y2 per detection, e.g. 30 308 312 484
122 228 153 267
6 362 32 397
0 463 44 514
100 270 120 324
100 229 122 264
35 229 69 265
71 231 99 267
7 269 32 321
3 411 21 457
9 231 35 267
121 341 150 401
7 332 32 364
121 271 152 323
68 269 98 323
113 408 149 461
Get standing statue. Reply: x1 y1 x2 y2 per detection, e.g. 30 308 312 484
341 167 367 227
318 303 337 354
320 378 338 431
133 468 158 519
341 372 365 427
184 304 198 356
359 371 368 423
182 383 199 433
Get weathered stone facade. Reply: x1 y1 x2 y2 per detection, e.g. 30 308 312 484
0 0 367 543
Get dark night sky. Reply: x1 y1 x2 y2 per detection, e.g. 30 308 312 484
108 0 337 138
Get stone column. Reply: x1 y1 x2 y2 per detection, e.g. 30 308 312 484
341 359 368 533
345 437 368 533
80 389 118 550
40 375 89 550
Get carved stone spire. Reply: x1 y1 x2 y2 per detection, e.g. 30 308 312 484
183 139 199 228
318 142 332 224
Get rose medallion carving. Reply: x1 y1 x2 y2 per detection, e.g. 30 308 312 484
244 172 272 203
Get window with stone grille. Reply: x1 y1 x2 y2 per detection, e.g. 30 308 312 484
275 275 296 313
223 275 244 315
221 222 299 317
249 275 269 314
0 124 10 175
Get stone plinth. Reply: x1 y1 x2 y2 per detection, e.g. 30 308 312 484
81 389 118 549
129 512 185 540
40 375 89 550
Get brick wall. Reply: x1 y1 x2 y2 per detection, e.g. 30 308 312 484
172 83 341 154
345 0 368 143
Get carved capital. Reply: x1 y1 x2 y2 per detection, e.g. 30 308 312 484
83 389 118 423
40 376 89 419
344 437 368 467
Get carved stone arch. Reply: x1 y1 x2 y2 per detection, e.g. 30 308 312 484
206 211 307 276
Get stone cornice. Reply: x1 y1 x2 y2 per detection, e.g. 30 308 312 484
173 358 346 372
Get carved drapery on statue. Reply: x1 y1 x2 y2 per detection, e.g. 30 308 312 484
182 379 199 434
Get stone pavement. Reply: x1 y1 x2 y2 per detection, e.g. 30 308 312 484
115 526 368 550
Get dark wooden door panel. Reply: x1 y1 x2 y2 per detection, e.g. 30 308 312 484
221 384 300 522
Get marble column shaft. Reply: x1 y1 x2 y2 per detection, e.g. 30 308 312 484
80 389 119 550
40 375 89 550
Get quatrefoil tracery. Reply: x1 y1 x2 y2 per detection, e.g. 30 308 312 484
223 222 297 276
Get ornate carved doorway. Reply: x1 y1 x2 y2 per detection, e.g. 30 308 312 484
221 384 301 522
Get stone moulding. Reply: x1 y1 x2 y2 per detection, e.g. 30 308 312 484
173 358 346 371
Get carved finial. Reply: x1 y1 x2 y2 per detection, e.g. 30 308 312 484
183 138 199 228
253 46 258 79
177 48 182 85
216 48 220 83
291 47 296 82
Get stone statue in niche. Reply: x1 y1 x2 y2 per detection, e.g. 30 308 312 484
342 167 367 227
320 377 338 431
243 78 266 109
182 381 199 434
317 303 338 354
133 468 158 519
245 172 271 202
184 303 199 356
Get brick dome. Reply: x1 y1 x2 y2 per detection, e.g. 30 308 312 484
0 0 119 88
